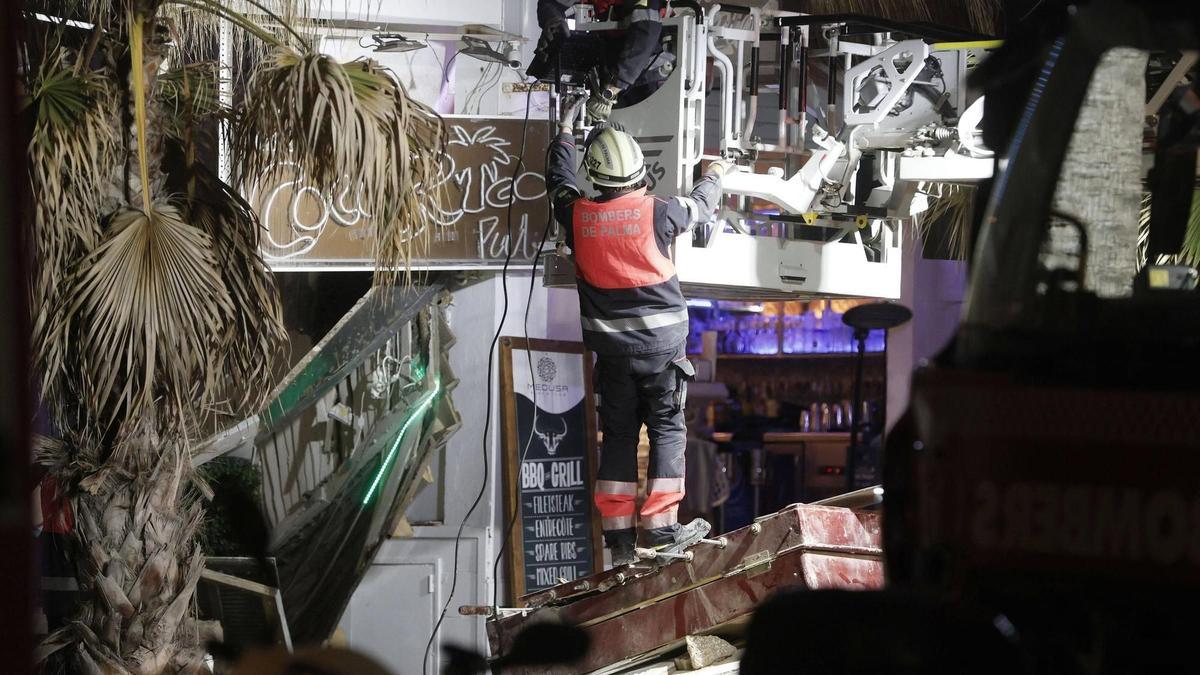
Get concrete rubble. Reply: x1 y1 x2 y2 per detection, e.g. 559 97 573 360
685 635 737 669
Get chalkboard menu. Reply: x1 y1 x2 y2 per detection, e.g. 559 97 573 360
499 338 602 602
248 115 554 270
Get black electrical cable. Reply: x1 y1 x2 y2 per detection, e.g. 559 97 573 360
491 86 561 610
423 85 535 675
428 39 467 90
466 41 514 114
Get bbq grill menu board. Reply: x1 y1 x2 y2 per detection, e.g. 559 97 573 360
500 338 602 602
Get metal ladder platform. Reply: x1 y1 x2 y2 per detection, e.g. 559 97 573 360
485 502 884 674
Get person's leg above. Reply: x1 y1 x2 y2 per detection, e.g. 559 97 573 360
593 354 640 565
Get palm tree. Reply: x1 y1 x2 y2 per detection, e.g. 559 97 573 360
24 1 445 670
1051 48 1148 298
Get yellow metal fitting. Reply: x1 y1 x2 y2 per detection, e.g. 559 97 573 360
856 215 869 229
931 40 1004 51
802 212 818 225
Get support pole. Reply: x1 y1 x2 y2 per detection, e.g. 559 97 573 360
846 328 867 491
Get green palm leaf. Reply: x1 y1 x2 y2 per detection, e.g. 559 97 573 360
28 62 90 128
157 60 226 143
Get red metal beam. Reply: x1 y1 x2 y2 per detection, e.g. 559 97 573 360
490 504 884 672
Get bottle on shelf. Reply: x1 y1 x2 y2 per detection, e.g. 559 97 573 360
742 382 755 416
799 310 816 354
816 307 838 353
782 314 799 353
867 328 886 352
763 314 779 354
753 383 767 417
833 309 851 352
810 308 824 354
765 383 780 419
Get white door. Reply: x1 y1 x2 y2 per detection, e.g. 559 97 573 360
343 562 439 675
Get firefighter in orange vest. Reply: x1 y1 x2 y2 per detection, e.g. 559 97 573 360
546 99 732 565
530 0 666 124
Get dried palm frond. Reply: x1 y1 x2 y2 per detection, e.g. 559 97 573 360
915 182 975 260
63 204 234 435
1137 188 1200 269
234 50 447 287
165 3 243 61
156 60 224 142
234 51 387 207
27 52 123 409
162 140 288 420
800 0 1002 35
160 0 327 96
1182 190 1200 266
1136 191 1152 268
354 58 447 287
964 0 1004 37
165 2 286 53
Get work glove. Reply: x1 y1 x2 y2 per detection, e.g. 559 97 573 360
707 159 735 177
558 96 586 134
586 86 619 124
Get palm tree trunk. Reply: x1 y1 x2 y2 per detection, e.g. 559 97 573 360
1052 48 1148 297
68 437 216 674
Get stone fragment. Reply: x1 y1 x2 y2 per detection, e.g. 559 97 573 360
686 634 736 669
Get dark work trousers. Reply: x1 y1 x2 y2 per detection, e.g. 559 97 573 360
593 344 695 548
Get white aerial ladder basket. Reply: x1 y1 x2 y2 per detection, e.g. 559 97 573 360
565 4 993 300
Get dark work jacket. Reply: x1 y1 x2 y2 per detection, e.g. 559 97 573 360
547 131 723 356
538 0 664 90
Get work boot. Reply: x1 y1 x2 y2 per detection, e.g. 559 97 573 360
650 518 712 557
611 542 638 567
606 529 638 568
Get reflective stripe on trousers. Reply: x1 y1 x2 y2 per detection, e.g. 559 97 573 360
593 479 684 531
594 480 637 531
580 308 689 334
641 477 684 529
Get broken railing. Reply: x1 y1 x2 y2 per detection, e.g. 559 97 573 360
194 280 461 646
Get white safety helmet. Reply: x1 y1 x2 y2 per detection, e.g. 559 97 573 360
583 126 647 189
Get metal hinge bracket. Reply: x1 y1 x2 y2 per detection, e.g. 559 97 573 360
725 550 773 578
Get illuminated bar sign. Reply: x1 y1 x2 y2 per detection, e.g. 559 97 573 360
249 115 553 270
